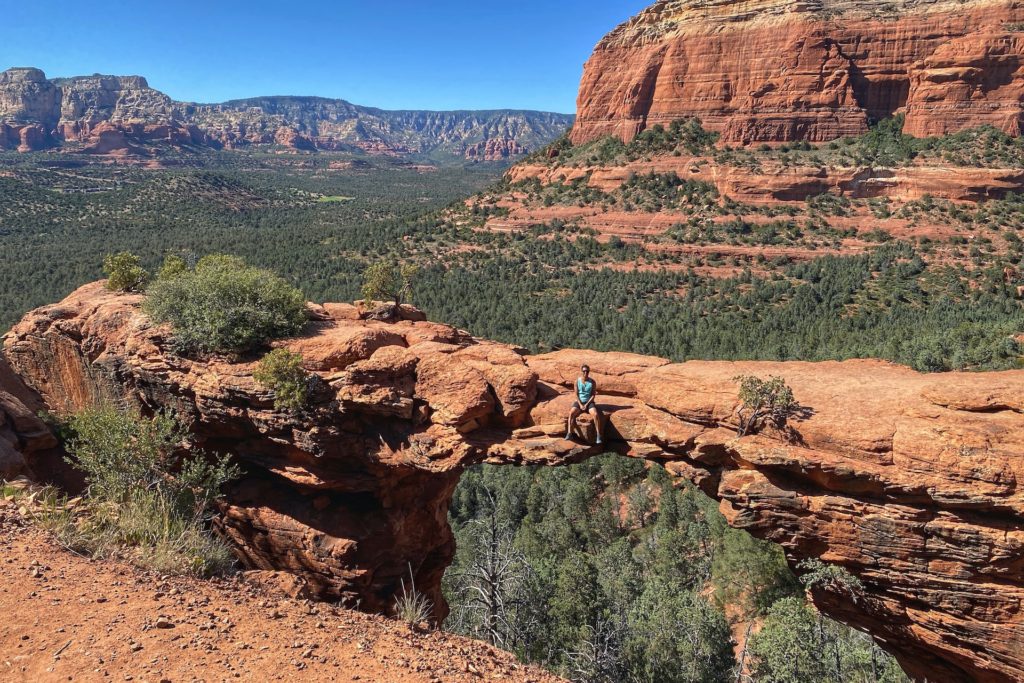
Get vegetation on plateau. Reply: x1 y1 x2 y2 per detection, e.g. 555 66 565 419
143 254 307 355
535 115 1024 171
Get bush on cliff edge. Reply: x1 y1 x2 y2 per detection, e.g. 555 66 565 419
44 407 240 577
144 255 307 355
254 348 311 412
103 251 150 293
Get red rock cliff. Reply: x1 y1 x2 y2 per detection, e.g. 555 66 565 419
572 0 1024 145
4 283 1024 682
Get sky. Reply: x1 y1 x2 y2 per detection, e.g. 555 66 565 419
3 1 652 114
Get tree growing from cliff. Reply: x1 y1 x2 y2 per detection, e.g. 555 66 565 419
733 375 799 437
254 348 311 412
143 254 307 355
362 261 419 318
103 252 149 293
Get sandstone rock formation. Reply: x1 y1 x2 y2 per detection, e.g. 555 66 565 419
465 138 528 161
4 283 1024 682
0 359 60 480
0 67 573 159
508 155 1024 204
572 0 1024 145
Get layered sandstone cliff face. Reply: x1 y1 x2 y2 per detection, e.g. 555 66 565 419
0 67 572 159
0 359 60 481
572 0 1024 145
4 283 1024 682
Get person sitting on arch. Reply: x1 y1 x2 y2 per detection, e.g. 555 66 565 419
566 364 603 445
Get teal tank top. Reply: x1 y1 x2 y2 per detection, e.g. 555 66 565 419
576 378 595 404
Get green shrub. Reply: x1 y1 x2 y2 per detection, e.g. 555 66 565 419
103 252 149 293
157 254 188 280
53 407 240 576
144 255 307 355
734 375 799 436
362 261 419 312
254 348 311 411
798 558 863 595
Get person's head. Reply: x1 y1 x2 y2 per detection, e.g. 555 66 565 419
581 364 590 378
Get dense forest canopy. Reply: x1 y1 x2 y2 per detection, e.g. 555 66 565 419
2 146 1021 372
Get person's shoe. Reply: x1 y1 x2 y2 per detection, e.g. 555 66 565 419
564 432 574 441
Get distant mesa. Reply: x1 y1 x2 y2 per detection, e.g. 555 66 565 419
0 67 574 160
571 0 1024 145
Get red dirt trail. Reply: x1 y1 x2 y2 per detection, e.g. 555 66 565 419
0 503 563 683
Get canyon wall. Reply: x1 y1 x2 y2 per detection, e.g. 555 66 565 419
3 283 1023 681
572 0 1024 145
0 67 573 159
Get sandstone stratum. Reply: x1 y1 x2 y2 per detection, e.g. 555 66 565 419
2 283 1022 682
471 0 1024 284
0 67 573 159
572 0 1024 145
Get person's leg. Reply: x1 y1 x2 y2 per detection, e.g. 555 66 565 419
566 404 582 440
588 405 604 444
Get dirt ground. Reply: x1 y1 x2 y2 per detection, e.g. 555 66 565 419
0 502 564 683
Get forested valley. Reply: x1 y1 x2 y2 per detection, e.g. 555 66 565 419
3 141 1021 681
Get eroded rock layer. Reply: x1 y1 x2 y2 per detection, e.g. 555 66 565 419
572 0 1024 144
0 67 573 159
4 283 1024 682
0 357 63 481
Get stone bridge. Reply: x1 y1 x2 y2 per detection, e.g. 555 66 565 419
3 282 1023 682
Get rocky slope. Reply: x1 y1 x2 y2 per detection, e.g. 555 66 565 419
0 67 573 159
477 137 1024 281
0 514 565 683
572 0 1024 145
4 283 1023 682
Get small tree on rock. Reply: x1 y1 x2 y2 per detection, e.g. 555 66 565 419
254 348 311 412
362 261 418 318
734 375 799 436
103 252 149 293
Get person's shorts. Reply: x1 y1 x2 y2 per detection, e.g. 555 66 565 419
574 400 600 412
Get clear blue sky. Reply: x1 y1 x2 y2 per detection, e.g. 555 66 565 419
4 1 651 114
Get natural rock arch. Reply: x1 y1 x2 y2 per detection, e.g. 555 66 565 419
4 282 1023 682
